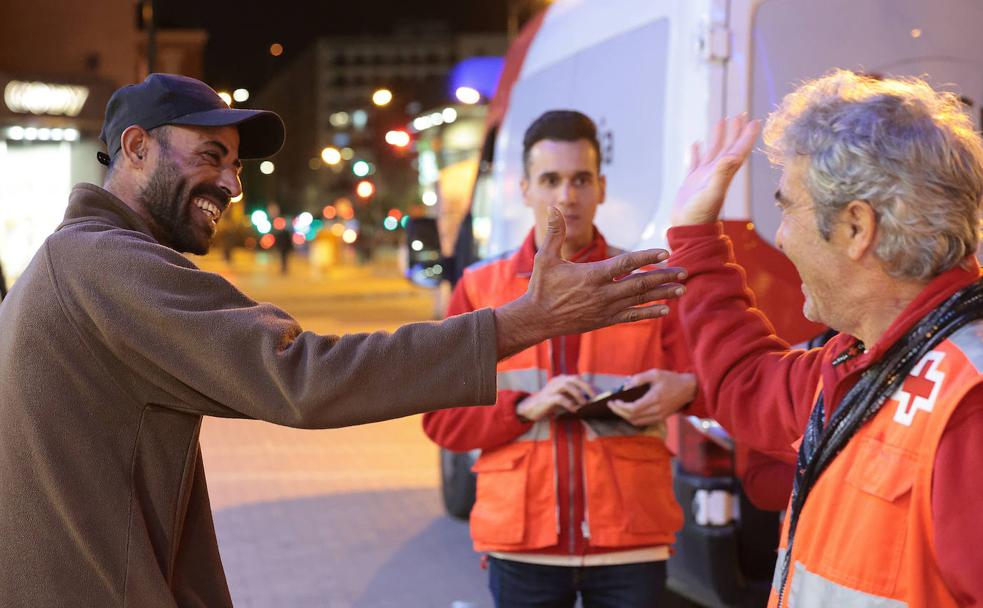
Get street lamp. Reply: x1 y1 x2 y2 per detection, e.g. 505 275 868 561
233 88 249 103
217 91 233 106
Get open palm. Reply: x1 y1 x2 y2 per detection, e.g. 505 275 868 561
672 114 761 226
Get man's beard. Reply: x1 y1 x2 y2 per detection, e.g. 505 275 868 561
138 155 225 255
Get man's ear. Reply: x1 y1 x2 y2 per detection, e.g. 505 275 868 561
842 199 878 261
598 174 607 205
119 125 151 167
521 176 532 207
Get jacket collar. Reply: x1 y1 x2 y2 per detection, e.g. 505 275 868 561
59 183 155 239
514 226 610 276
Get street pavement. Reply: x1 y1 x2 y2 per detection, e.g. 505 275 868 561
194 247 491 608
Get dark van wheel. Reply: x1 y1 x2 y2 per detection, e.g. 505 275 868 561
440 449 477 520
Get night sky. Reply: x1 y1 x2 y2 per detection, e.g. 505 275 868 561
156 1 509 93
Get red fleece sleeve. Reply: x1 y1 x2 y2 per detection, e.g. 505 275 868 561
421 280 533 452
933 386 983 605
667 223 823 454
736 444 796 512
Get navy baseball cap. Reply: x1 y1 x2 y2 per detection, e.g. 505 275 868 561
98 73 285 165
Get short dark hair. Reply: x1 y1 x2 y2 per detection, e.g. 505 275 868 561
522 110 601 175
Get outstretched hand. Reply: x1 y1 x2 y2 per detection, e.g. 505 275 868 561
495 208 687 359
672 114 761 226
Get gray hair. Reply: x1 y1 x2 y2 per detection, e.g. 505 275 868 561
763 69 983 281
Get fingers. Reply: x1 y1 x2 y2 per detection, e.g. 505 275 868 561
687 142 702 175
598 249 672 281
606 266 687 302
607 302 672 324
728 118 761 162
539 206 566 260
703 118 726 162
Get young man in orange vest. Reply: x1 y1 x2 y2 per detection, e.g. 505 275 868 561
424 110 698 607
669 71 983 606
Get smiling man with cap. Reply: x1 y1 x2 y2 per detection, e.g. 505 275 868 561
0 74 686 606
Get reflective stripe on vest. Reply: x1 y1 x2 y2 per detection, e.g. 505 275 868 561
773 549 908 608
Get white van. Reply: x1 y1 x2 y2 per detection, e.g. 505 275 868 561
407 1 983 605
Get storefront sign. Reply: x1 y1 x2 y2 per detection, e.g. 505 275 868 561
4 80 90 117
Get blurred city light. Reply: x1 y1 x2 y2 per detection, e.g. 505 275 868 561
911 28 922 38
372 88 393 106
233 88 249 102
291 233 306 246
352 160 371 177
411 240 424 251
270 43 284 57
259 234 276 249
341 147 355 160
400 215 409 228
455 86 481 105
383 216 398 231
260 161 275 175
352 110 368 129
387 209 403 220
250 210 269 225
330 223 346 237
442 107 458 123
422 191 438 206
329 111 350 127
322 205 337 219
294 212 314 229
5 125 81 142
231 193 243 203
355 180 375 198
217 91 232 106
342 229 358 244
273 217 287 231
321 146 341 165
385 129 411 148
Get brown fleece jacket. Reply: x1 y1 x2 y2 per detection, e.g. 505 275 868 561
0 184 497 607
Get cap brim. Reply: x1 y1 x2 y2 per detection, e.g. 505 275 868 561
169 108 285 159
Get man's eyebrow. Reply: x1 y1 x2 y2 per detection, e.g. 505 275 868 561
202 140 242 169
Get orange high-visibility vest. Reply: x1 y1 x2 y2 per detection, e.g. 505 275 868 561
770 321 983 607
461 246 685 552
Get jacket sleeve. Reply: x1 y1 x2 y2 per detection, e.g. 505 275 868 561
666 223 824 454
932 385 983 605
49 230 498 428
422 277 532 452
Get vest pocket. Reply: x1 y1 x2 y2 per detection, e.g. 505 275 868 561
469 443 533 545
819 436 916 593
586 436 682 538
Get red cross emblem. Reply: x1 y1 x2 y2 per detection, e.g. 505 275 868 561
891 351 946 427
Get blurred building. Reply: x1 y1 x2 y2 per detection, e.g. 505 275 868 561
249 23 506 232
0 0 205 285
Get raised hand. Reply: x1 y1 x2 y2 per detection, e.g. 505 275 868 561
516 375 596 422
672 114 761 226
494 208 687 359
